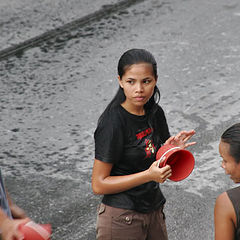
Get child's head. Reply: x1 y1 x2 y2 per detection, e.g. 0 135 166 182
219 123 240 183
98 49 161 132
115 49 160 109
118 48 158 79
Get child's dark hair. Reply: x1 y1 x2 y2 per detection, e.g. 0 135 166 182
221 123 240 163
118 48 158 79
98 48 163 144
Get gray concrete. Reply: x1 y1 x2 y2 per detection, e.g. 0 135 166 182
0 0 121 51
1 0 240 239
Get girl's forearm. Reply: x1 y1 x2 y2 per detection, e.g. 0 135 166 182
92 169 151 195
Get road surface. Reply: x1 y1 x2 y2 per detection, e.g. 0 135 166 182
1 0 240 239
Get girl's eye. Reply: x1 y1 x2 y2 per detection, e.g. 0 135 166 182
127 80 134 84
143 79 151 84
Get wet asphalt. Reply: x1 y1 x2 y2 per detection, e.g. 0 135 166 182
1 0 240 239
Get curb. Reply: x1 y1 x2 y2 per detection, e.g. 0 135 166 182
0 0 144 61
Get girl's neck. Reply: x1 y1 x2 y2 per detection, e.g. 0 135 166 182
121 102 145 116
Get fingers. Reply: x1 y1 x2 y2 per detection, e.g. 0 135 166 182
183 131 196 143
179 130 196 148
164 171 172 180
175 130 195 141
153 161 171 171
159 165 172 182
161 164 171 172
15 231 24 240
7 224 24 240
155 161 172 180
168 130 196 149
184 141 197 148
165 130 196 145
150 162 172 183
14 218 30 240
164 136 175 145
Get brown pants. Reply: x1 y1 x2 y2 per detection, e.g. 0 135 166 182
96 203 168 240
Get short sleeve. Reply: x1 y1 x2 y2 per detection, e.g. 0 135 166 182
155 105 170 142
94 113 124 164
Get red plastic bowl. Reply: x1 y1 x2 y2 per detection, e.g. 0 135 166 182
18 221 51 240
156 144 195 181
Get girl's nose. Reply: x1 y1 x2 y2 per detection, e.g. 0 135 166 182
221 161 225 169
135 83 143 92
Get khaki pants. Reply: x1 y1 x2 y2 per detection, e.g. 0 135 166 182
96 203 168 240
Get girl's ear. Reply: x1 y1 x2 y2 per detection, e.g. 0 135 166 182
118 76 123 88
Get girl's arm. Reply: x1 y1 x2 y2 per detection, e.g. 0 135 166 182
214 192 236 240
92 130 196 195
91 159 172 195
6 190 26 219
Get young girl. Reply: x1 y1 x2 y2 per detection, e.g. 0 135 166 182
92 48 196 240
214 123 240 240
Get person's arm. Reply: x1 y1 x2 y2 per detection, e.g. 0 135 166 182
6 191 26 219
0 208 29 240
92 129 196 195
91 159 172 195
214 192 236 240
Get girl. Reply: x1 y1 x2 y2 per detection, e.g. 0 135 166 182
92 48 196 240
215 123 240 240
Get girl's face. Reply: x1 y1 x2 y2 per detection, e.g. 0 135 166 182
118 63 157 115
219 140 240 183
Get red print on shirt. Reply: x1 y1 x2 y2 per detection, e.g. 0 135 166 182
136 128 155 158
136 128 152 140
145 139 155 158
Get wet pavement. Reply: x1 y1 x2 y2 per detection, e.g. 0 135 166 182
0 0 121 51
1 0 240 239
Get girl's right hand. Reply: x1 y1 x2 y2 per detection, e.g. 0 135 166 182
147 160 172 183
0 218 29 240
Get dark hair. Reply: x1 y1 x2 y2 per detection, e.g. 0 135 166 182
98 48 163 143
221 123 240 163
118 48 158 79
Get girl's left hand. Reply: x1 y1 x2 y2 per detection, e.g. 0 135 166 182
165 130 196 149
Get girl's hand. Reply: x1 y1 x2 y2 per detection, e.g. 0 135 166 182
147 160 172 183
0 218 29 240
165 130 196 149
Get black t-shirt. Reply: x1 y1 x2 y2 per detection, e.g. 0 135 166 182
94 104 170 213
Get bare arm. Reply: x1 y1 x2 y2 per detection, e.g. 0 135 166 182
214 192 236 240
6 190 26 219
92 130 196 195
91 159 172 195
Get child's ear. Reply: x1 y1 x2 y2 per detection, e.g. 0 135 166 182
118 76 123 88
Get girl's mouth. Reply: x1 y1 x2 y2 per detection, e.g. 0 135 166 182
135 96 145 101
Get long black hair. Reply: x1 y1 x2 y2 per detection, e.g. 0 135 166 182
98 48 163 143
221 123 240 163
